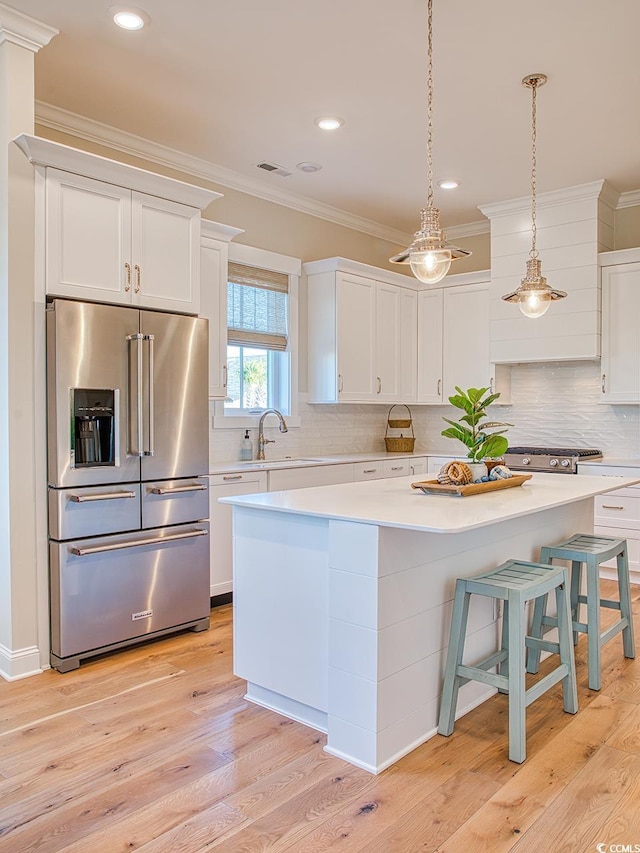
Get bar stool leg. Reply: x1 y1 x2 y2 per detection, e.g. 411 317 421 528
555 573 578 714
526 592 546 674
498 599 509 692
586 555 602 690
507 589 526 763
438 580 471 737
617 545 636 660
569 560 582 645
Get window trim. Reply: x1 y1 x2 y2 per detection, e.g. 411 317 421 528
212 244 301 430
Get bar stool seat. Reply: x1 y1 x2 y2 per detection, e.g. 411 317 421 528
438 559 578 764
527 534 635 691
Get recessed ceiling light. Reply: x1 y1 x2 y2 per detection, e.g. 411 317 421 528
314 116 344 131
437 179 460 190
296 162 322 173
110 7 149 30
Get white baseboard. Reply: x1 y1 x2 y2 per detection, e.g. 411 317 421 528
0 643 44 681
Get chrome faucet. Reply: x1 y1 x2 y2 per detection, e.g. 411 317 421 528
257 409 288 460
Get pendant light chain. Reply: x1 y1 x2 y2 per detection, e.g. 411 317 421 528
426 0 434 206
530 78 538 260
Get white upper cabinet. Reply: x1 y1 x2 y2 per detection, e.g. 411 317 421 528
199 220 245 399
417 273 508 405
305 258 417 404
15 134 221 315
600 250 640 404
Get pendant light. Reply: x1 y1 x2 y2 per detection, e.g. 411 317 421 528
502 74 566 318
389 0 471 283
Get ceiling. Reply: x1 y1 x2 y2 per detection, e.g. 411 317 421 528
8 0 640 238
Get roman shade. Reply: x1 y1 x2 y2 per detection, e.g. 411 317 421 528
227 262 289 352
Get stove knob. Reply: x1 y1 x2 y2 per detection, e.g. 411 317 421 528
549 458 559 467
560 459 570 468
522 457 531 465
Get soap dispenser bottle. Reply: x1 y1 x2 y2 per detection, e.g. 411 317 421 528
240 429 252 461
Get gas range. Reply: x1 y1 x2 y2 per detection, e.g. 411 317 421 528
503 446 603 474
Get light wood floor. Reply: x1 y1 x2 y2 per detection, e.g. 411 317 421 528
2 581 640 852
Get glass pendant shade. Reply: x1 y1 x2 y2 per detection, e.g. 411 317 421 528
502 258 566 318
409 247 452 283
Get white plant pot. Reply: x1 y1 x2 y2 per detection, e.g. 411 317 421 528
466 462 488 483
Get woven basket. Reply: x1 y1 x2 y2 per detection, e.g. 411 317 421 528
384 405 415 452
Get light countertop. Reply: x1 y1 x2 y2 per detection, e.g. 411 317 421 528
209 451 429 475
577 458 640 469
219 471 640 534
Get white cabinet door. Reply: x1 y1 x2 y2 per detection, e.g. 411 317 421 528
442 282 491 400
409 457 428 476
337 274 377 401
399 288 418 402
417 289 444 403
209 471 268 596
200 238 229 398
601 262 640 403
376 282 402 401
131 193 200 313
45 169 200 313
46 169 132 303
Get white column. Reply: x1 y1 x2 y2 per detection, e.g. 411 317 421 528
0 4 57 679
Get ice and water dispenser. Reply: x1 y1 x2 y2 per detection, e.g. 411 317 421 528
72 388 115 467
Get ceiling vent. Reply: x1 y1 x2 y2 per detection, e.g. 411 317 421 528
256 161 292 178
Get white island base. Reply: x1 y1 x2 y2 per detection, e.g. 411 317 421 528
225 473 639 774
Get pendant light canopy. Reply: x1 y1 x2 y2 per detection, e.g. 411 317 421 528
390 0 470 284
502 74 567 318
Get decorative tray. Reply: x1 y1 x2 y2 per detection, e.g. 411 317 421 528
411 474 532 497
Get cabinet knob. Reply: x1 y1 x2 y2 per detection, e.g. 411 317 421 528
134 264 141 293
124 262 131 292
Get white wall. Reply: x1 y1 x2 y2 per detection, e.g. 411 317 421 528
211 360 640 463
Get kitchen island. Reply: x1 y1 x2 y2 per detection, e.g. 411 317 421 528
221 472 639 773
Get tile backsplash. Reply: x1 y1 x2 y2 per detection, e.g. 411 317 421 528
210 361 639 464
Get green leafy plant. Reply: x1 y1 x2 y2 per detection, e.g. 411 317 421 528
441 386 511 462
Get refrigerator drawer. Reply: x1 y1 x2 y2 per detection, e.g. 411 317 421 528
50 523 210 659
142 477 209 528
49 484 141 540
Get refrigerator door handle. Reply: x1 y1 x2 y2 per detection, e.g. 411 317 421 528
149 484 207 495
70 527 208 557
142 334 155 457
127 333 144 457
68 490 137 503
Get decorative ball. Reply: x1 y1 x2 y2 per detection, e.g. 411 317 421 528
489 464 513 480
438 460 473 485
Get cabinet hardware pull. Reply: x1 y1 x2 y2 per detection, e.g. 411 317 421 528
437 379 442 396
70 528 207 557
222 363 227 388
338 374 343 393
391 466 403 471
135 264 141 293
124 262 131 292
222 475 243 481
150 484 206 495
601 505 624 510
68 490 136 503
363 468 377 474
601 373 606 393
377 377 381 394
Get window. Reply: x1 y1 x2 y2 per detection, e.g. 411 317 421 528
215 245 300 428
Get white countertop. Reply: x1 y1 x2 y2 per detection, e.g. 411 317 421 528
578 458 640 469
209 451 427 475
219 472 640 534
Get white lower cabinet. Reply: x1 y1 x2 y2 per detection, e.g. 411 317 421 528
268 464 353 491
578 463 640 580
209 471 268 597
427 455 457 475
353 458 413 481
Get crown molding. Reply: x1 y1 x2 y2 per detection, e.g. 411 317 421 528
35 100 418 247
446 219 490 239
478 180 620 219
201 219 245 243
0 3 57 52
617 189 640 210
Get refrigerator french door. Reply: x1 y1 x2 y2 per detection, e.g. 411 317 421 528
47 299 210 672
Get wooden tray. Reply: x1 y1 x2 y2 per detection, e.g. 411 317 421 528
411 474 532 497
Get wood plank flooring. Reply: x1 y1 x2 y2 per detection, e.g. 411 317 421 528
1 581 640 852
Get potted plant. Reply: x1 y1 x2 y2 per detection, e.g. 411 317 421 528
441 386 511 481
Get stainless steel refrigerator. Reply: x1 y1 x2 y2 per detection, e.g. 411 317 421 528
47 298 210 672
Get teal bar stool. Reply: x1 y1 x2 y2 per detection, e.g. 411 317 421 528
527 534 635 691
438 559 578 764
